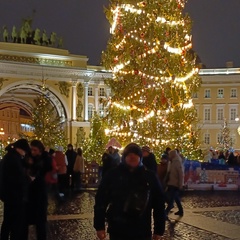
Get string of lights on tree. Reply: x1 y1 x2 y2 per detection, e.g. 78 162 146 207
30 95 67 148
102 0 202 159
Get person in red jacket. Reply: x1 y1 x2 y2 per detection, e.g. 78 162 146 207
45 149 58 198
54 147 68 197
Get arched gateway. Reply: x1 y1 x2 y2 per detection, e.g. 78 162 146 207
0 42 112 145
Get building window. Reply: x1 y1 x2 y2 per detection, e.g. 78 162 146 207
204 89 211 98
192 92 198 98
99 104 105 117
204 133 210 145
204 108 211 121
231 88 237 98
99 88 105 97
217 89 224 98
88 105 93 119
217 108 224 121
88 87 93 96
230 108 237 121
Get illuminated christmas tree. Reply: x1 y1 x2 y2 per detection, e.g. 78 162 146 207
84 113 108 163
102 0 202 159
218 120 233 151
31 95 67 148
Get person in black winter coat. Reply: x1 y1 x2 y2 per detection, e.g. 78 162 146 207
94 143 166 240
142 146 158 173
0 139 31 240
101 146 120 178
23 140 52 240
65 144 77 189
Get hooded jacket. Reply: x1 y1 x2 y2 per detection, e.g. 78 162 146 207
1 148 30 204
142 152 157 173
167 155 183 189
94 163 166 238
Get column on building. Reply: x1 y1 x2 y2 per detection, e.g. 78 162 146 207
95 85 99 114
72 80 77 121
84 82 89 121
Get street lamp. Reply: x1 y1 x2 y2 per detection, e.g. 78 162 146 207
0 128 5 159
235 116 239 122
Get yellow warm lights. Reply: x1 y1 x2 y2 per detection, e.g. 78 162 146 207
103 0 202 159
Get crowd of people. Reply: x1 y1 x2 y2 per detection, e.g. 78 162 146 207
0 138 186 240
205 148 240 165
0 139 84 240
95 144 184 240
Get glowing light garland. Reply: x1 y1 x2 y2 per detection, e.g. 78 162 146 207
117 68 199 84
115 29 192 56
110 6 120 34
110 3 186 35
104 0 201 157
121 4 185 26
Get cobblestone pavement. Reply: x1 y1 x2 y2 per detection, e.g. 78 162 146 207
181 191 240 209
45 219 233 240
197 210 240 226
0 191 240 239
47 191 240 216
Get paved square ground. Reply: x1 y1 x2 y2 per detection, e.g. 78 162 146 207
1 191 240 239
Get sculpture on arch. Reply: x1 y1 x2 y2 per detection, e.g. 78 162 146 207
1 18 63 48
0 78 8 90
33 28 41 45
50 32 57 47
76 100 83 119
20 27 27 43
57 82 71 98
77 83 84 98
22 17 32 34
76 127 86 148
3 27 9 42
42 30 49 46
11 26 18 43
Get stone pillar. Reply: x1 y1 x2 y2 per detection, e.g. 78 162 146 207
95 86 99 113
72 81 77 121
84 82 89 121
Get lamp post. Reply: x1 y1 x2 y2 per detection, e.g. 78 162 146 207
0 128 5 159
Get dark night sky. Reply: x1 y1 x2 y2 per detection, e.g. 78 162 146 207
0 0 240 68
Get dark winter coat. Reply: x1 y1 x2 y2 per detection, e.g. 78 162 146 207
228 152 237 166
27 151 52 224
157 162 168 188
0 148 30 204
65 150 77 174
101 152 115 178
94 164 166 239
142 153 158 173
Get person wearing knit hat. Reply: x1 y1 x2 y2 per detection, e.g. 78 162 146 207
94 143 166 240
13 139 31 155
122 143 143 168
0 139 31 239
142 146 158 173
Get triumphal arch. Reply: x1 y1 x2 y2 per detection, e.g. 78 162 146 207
0 41 111 145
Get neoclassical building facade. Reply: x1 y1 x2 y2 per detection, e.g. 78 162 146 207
194 68 240 150
0 42 111 145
